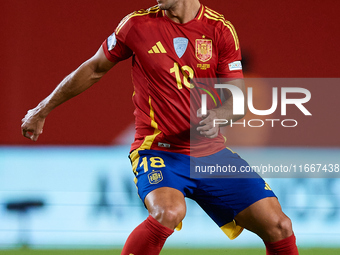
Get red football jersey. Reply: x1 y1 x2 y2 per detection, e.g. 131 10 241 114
102 5 243 157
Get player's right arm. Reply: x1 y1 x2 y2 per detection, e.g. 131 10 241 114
21 46 116 141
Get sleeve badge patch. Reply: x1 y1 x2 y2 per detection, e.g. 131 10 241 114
228 61 242 71
107 33 117 51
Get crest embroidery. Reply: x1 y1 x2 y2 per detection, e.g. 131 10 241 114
196 39 212 62
148 170 163 184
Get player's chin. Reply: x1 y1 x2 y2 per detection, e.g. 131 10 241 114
157 1 167 10
158 4 166 10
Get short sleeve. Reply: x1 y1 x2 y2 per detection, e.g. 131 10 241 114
102 15 134 63
216 23 243 79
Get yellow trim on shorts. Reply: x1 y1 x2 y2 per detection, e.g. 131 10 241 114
220 220 244 240
226 146 237 154
175 221 182 231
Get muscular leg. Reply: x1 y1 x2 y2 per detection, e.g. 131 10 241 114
145 187 186 229
121 187 186 255
235 197 292 242
235 197 298 254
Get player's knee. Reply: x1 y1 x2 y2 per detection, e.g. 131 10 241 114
151 203 186 230
278 215 293 236
267 214 293 240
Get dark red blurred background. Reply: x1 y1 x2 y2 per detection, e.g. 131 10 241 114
1 0 339 146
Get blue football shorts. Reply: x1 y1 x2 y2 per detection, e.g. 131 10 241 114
129 148 276 239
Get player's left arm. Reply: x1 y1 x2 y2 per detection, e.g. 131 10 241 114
197 78 246 138
197 19 245 138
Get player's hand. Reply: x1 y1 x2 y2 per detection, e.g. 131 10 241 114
196 109 219 139
21 108 46 141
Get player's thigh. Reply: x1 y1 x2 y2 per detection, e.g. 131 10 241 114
130 150 192 229
234 197 293 242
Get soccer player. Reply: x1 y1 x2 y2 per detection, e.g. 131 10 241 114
21 0 299 254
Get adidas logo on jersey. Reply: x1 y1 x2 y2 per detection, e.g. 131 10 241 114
148 41 167 54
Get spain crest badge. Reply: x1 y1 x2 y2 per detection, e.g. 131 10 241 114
196 39 212 62
148 170 163 185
